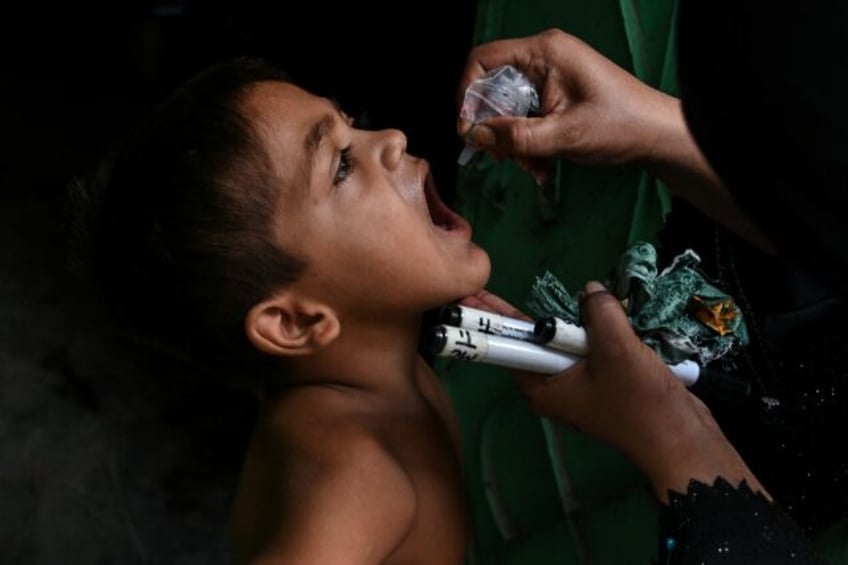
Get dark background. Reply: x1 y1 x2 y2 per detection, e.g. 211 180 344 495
0 2 477 563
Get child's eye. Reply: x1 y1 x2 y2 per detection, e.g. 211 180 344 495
334 145 355 186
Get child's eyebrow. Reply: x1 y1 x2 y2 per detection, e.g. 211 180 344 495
303 113 336 182
302 99 346 182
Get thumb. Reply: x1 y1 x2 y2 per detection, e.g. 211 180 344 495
579 281 639 353
464 115 567 158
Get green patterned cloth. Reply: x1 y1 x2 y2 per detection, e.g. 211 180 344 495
527 241 749 365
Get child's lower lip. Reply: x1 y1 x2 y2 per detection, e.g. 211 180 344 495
421 165 473 239
436 216 471 238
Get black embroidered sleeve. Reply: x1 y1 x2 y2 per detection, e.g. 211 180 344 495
656 478 827 564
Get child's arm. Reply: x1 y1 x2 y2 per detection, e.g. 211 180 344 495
248 430 416 564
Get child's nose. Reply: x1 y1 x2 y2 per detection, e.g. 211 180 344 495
376 128 407 171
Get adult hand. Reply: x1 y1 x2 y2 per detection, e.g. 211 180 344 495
456 28 681 180
462 283 769 503
456 28 776 252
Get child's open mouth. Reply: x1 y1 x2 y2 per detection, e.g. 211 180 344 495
423 170 470 235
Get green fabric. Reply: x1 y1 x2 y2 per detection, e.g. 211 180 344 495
527 241 749 365
442 1 683 564
813 517 848 563
448 0 677 565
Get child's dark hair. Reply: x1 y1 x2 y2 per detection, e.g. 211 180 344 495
69 57 307 390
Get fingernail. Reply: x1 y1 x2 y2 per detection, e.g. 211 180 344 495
465 124 495 149
586 281 607 293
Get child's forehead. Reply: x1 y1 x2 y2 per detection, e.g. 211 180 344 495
244 82 340 182
245 81 342 195
246 81 328 132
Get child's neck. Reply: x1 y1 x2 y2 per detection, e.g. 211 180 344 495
276 313 427 397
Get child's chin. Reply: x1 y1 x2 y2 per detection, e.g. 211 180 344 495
457 276 492 302
441 255 491 301
472 256 492 288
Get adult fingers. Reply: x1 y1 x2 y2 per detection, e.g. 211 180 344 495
464 114 574 159
578 281 639 356
457 289 530 320
456 36 540 116
513 363 589 425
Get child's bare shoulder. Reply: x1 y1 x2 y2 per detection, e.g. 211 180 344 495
238 385 418 562
266 387 418 519
264 385 400 464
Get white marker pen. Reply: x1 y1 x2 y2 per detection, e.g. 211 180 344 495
426 325 579 374
533 316 589 355
439 304 536 342
424 325 751 399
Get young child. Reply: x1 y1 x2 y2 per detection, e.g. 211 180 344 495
76 58 491 563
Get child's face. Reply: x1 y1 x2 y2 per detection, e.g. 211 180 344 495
246 81 491 317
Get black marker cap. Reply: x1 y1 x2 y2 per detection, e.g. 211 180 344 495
423 326 448 355
439 305 463 327
533 317 556 343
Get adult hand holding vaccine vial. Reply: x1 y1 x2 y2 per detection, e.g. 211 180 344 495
457 65 540 165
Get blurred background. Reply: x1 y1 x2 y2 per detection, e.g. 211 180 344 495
0 2 476 563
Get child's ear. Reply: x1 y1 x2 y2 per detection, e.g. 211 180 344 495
245 293 340 357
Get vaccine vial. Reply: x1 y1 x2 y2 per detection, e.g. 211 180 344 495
458 65 540 165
